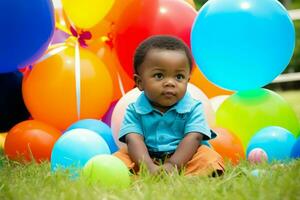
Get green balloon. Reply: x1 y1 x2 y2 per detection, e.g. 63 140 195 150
216 89 300 148
82 155 131 188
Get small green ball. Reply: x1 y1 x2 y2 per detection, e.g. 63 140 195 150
83 155 130 188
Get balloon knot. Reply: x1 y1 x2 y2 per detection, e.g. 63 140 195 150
70 26 92 48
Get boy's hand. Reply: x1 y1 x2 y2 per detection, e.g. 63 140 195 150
148 163 161 175
162 162 176 174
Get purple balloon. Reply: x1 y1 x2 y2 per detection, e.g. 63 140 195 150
51 29 69 44
102 101 117 126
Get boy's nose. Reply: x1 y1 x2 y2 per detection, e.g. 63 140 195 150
163 78 175 87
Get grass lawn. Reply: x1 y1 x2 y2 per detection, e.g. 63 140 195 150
0 90 299 200
0 156 299 200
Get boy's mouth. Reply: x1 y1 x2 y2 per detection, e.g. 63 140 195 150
162 91 176 97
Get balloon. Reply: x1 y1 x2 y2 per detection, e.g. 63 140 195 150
0 72 30 132
246 126 296 162
216 89 300 148
111 83 215 148
210 127 245 165
290 137 300 159
102 101 118 126
114 0 197 77
83 155 130 188
51 128 110 173
88 40 135 101
4 120 61 163
0 0 54 73
61 0 115 29
191 0 295 91
51 29 69 44
23 44 113 130
81 0 136 40
0 133 7 149
248 148 268 164
66 119 119 153
209 95 230 112
190 67 233 98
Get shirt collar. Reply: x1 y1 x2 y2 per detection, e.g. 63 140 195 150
134 91 197 115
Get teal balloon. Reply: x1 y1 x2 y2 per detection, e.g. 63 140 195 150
191 0 295 91
67 119 119 153
246 126 296 162
216 89 300 148
51 128 110 175
290 137 300 159
83 155 130 188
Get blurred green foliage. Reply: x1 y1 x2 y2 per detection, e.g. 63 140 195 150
193 0 300 73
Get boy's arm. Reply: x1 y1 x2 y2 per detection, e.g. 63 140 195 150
164 132 203 171
126 133 159 174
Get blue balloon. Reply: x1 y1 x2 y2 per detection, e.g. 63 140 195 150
51 128 111 175
246 126 296 162
191 0 295 91
66 119 119 153
0 0 54 73
290 137 300 159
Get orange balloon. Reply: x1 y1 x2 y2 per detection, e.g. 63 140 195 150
4 120 61 163
210 127 245 165
23 44 114 130
190 66 233 98
89 38 135 101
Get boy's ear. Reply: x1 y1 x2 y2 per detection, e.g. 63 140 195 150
134 74 143 91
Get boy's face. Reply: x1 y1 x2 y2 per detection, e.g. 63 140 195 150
134 49 190 112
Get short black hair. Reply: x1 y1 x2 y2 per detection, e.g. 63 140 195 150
133 35 193 74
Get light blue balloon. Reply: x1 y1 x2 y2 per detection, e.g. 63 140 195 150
191 0 295 91
246 126 296 162
51 128 111 175
66 119 119 153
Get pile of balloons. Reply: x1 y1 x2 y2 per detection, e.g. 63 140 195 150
1 0 299 188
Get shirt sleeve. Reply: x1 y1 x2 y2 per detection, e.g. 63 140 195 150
119 103 143 143
184 103 216 140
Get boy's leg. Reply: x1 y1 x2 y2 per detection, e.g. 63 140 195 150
113 147 139 173
184 145 225 176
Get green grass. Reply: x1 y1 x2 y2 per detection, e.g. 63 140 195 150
0 155 299 200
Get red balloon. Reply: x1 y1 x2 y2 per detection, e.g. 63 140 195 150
4 120 61 163
114 0 197 77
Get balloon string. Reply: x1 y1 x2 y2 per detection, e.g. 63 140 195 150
35 44 67 64
117 71 125 96
75 41 81 119
55 22 71 35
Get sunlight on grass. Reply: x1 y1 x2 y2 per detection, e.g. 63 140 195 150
0 152 299 200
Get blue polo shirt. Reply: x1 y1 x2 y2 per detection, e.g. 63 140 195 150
119 92 216 153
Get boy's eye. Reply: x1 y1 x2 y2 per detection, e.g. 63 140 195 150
176 74 185 80
154 73 164 80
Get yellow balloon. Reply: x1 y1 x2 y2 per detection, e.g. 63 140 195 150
62 0 115 29
0 133 7 149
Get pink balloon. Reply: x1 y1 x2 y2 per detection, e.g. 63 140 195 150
111 83 215 148
248 148 268 164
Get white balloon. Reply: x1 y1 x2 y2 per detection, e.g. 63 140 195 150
209 95 230 112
